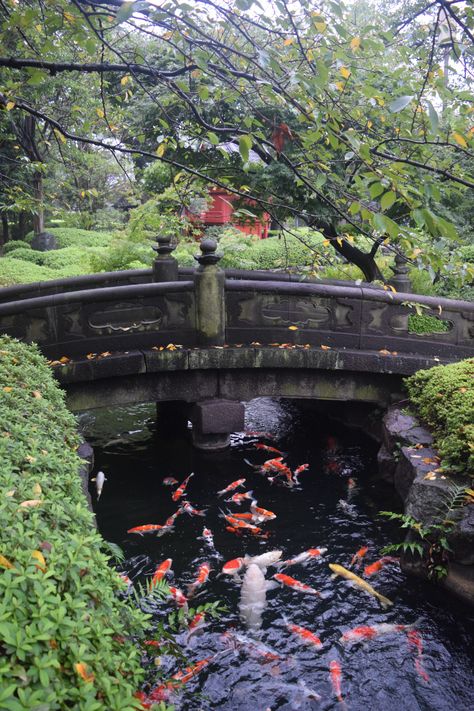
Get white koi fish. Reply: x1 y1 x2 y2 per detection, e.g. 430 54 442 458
91 471 106 500
239 563 274 632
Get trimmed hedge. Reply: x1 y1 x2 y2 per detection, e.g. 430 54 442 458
24 228 115 249
405 359 474 476
0 337 147 710
3 241 32 254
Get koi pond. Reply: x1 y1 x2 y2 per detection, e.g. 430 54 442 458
80 398 474 710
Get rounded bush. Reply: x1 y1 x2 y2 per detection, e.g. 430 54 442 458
3 240 32 254
5 248 45 264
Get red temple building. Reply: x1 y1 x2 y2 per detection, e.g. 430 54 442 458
185 187 270 239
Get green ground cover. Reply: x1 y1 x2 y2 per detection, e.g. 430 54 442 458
0 337 148 710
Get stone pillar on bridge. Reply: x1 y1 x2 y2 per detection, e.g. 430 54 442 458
389 252 411 293
190 399 245 451
194 238 225 346
152 233 179 282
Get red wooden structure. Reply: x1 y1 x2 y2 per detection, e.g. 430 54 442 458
185 187 270 239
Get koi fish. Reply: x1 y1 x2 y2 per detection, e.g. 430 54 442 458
229 512 254 521
200 527 215 547
240 563 273 631
171 656 213 684
250 501 277 521
127 523 172 536
329 660 343 703
254 443 285 456
329 563 393 609
287 622 322 649
151 558 173 586
226 490 254 505
187 612 206 639
222 513 262 534
180 501 207 517
165 509 182 527
172 473 194 502
169 586 188 608
340 621 419 646
244 550 282 569
273 573 320 595
278 548 327 568
364 556 399 577
118 572 132 587
225 525 242 536
407 630 430 682
337 499 357 518
261 457 285 473
217 478 246 496
222 556 246 575
91 471 106 500
163 477 178 486
222 630 283 662
350 546 369 568
143 640 162 648
187 562 211 596
293 463 310 481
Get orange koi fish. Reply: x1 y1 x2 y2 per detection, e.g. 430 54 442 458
364 556 398 577
340 622 418 646
407 630 430 682
261 456 285 473
287 622 322 649
250 501 276 521
169 586 188 608
163 477 178 486
254 443 285 456
171 656 212 684
230 512 254 521
223 514 263 534
165 509 182 527
273 573 320 595
293 463 310 481
350 546 369 568
278 547 327 568
187 562 211 596
225 525 242 536
217 478 246 496
226 490 254 505
143 639 162 648
329 660 343 703
172 473 194 502
180 501 207 517
127 523 171 536
151 558 173 586
187 612 206 639
222 557 245 576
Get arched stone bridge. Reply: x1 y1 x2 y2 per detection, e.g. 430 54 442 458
0 238 472 448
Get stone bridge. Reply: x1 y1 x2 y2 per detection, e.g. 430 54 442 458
0 238 472 448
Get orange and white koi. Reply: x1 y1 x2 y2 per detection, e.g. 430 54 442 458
180 501 207 517
278 547 327 568
250 501 276 521
364 556 399 577
253 443 285 456
169 586 188 608
273 573 320 595
187 562 211 597
350 546 369 568
229 512 254 521
294 463 309 477
165 509 182 527
172 473 194 502
329 660 343 703
340 621 419 646
261 456 285 473
217 478 246 496
118 572 132 586
151 558 173 586
407 629 430 683
187 612 206 639
287 622 322 649
222 514 263 534
163 477 178 486
226 490 254 505
171 656 213 684
127 523 172 536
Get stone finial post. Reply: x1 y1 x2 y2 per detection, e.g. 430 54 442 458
194 238 225 346
389 252 412 293
152 233 178 282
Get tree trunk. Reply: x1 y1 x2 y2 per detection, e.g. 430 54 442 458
17 212 28 240
1 213 9 247
32 170 44 235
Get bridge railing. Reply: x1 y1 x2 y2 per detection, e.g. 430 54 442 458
0 238 472 360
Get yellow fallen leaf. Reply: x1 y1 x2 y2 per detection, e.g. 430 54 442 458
424 472 437 480
74 662 95 683
19 499 42 508
340 66 351 79
0 554 14 569
5 101 15 111
59 356 70 364
378 349 391 355
120 75 130 86
323 239 330 246
32 390 42 399
288 325 298 331
320 345 331 350
3 386 12 392
33 483 42 496
315 21 326 32
32 550 46 572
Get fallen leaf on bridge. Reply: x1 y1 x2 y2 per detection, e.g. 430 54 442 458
378 349 391 355
288 325 298 331
86 353 97 360
59 356 70 364
320 345 331 350
152 346 165 351
422 457 437 464
99 351 112 357
424 472 437 480
251 342 262 346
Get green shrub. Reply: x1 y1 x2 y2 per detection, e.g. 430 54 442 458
405 359 474 476
0 337 147 709
0 258 57 287
41 247 94 272
88 241 152 272
408 267 437 296
3 240 32 254
5 248 45 265
408 314 451 334
25 228 115 249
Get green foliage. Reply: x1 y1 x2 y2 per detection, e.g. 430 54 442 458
405 359 474 476
3 240 32 254
408 314 451 335
25 228 115 249
0 258 57 287
5 248 45 265
0 337 148 709
88 241 152 273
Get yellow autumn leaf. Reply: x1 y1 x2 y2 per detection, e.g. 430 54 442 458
19 499 43 508
32 550 46 572
288 325 298 331
3 386 12 392
335 81 344 91
120 75 130 86
315 21 326 32
452 132 468 148
350 37 361 51
96 108 105 119
283 37 294 46
32 390 42 399
367 120 373 129
156 143 167 157
323 239 330 246
5 101 15 111
53 128 66 144
306 49 314 61
340 66 351 79
74 662 95 683
0 554 14 569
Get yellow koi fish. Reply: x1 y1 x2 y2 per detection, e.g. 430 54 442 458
328 563 393 609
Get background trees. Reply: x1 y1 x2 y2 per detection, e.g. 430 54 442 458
0 0 472 284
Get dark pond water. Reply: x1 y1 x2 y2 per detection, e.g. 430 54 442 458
80 398 474 711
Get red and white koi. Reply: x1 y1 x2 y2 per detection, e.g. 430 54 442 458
287 622 322 649
329 660 344 703
187 562 211 596
278 547 327 568
187 612 207 639
172 473 194 502
118 572 132 587
273 573 320 595
127 523 172 536
407 629 430 683
151 558 173 586
171 656 213 684
222 514 263 535
217 478 246 496
250 501 277 522
200 527 215 547
253 443 285 456
165 509 182 527
180 501 207 517
225 490 254 505
293 463 310 479
163 477 178 486
340 621 418 646
364 556 399 577
350 546 369 569
169 586 188 608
